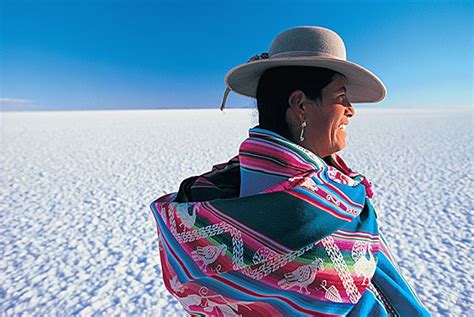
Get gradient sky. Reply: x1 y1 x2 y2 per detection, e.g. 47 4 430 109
1 0 473 110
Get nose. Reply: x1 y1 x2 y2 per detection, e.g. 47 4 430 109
345 102 356 118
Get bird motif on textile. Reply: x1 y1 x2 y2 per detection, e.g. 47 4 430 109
191 244 228 272
277 258 324 294
179 287 249 317
203 297 243 317
170 275 186 294
352 241 376 285
175 203 197 228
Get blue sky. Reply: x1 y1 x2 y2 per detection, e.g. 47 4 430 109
1 0 472 110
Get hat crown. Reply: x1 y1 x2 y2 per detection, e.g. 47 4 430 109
268 26 347 60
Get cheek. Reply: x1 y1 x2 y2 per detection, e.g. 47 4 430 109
308 110 339 140
312 119 331 138
331 111 345 134
329 119 339 135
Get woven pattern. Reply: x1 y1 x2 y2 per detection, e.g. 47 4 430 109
150 127 429 316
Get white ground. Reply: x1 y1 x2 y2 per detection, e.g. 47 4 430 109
1 108 473 316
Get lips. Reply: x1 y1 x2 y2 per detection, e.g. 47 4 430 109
338 123 347 130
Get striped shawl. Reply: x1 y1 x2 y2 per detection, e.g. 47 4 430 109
150 127 429 316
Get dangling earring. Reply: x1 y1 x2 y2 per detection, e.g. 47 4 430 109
299 120 307 142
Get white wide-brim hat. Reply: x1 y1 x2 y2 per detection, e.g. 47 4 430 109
222 26 386 108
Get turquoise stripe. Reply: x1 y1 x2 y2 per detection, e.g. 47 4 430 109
150 203 205 283
250 127 291 141
314 173 367 209
373 254 431 316
347 288 389 316
377 252 427 310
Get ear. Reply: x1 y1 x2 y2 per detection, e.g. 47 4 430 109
288 90 307 121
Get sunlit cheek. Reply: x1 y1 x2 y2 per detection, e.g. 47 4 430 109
336 128 346 148
332 126 339 143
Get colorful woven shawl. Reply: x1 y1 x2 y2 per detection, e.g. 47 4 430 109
150 127 429 316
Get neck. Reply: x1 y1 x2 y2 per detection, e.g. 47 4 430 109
295 137 332 159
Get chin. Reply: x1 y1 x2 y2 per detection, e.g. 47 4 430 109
326 147 344 157
333 143 345 154
339 136 347 147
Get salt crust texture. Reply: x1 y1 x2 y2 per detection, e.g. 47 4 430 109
1 108 473 316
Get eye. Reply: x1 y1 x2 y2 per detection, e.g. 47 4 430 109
337 94 346 102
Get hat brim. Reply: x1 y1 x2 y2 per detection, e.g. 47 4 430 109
224 57 386 103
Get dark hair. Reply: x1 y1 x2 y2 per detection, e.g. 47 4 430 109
256 66 337 140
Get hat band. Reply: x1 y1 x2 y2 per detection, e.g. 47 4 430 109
270 50 345 60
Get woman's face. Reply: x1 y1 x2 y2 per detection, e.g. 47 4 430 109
302 74 355 157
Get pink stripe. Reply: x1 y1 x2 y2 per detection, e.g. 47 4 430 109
240 156 301 176
336 229 380 240
242 139 314 170
160 225 196 281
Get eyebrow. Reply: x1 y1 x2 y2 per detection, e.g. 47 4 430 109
336 86 347 93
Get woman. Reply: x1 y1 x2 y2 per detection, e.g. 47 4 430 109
150 26 429 316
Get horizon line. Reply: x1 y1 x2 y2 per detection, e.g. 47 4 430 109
1 105 472 113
